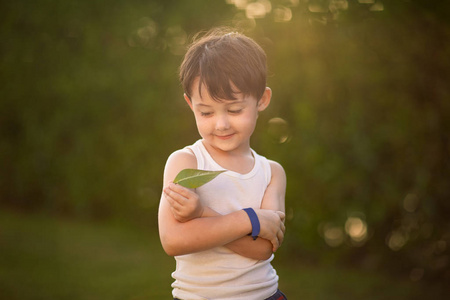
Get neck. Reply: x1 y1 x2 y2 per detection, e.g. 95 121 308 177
202 140 254 174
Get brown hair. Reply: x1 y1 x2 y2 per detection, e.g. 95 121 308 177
179 28 267 101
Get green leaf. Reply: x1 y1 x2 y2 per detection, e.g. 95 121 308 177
173 169 226 188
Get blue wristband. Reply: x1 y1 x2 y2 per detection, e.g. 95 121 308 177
243 208 260 240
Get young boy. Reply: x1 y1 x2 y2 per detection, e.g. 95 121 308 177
158 28 287 300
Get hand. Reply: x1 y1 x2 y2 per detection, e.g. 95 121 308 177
164 183 204 223
254 209 285 252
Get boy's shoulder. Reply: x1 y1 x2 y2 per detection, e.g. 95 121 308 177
165 147 197 170
266 159 286 180
267 159 283 169
254 148 284 172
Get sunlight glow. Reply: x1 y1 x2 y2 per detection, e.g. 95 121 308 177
165 26 187 55
324 226 345 247
403 193 419 213
246 2 267 18
320 222 345 247
267 117 291 143
230 0 249 9
370 2 384 11
245 0 272 19
274 6 292 22
128 17 158 48
345 217 368 243
286 0 299 7
227 0 293 22
259 0 272 13
329 0 349 12
308 4 328 13
387 230 408 251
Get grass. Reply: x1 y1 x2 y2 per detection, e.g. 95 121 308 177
0 210 173 299
0 210 429 300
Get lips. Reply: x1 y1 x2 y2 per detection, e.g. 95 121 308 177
216 133 234 140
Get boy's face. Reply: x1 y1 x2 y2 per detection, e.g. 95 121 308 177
185 77 271 155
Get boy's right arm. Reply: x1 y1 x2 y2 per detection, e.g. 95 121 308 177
158 150 284 256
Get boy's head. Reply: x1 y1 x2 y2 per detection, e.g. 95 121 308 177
179 28 267 102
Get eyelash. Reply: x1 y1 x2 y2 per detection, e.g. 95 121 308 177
200 109 243 117
229 109 242 114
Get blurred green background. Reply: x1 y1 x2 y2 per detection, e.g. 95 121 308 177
1 0 449 299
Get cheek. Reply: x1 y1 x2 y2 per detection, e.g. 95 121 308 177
194 116 212 131
236 114 258 130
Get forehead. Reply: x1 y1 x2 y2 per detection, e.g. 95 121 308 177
190 77 245 103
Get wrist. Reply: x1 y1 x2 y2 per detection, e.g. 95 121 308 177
243 208 260 240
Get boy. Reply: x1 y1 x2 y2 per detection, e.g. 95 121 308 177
158 28 287 300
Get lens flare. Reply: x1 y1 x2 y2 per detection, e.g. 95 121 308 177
403 193 419 213
320 222 345 247
274 6 292 22
386 230 408 251
246 2 267 18
267 117 291 143
345 217 368 243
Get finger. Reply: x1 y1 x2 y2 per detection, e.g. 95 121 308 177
281 222 286 234
272 237 280 252
277 211 286 222
170 206 183 222
277 229 284 246
166 194 181 211
165 187 186 206
169 183 194 197
163 189 175 205
169 204 181 219
169 204 178 215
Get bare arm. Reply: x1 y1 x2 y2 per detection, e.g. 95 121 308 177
223 161 286 259
158 150 285 257
165 159 287 260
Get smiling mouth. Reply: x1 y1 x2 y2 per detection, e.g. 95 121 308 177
216 134 234 140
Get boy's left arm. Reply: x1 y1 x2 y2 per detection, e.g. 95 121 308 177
166 160 286 260
222 160 286 260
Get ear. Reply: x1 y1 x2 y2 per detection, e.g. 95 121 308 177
184 93 194 111
257 87 272 112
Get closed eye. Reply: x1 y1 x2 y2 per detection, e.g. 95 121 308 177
228 109 242 114
200 112 213 117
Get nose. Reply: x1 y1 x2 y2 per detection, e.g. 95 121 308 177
215 113 230 131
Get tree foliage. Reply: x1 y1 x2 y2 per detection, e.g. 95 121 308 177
1 0 449 294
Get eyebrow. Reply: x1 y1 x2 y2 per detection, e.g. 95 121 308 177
194 100 246 107
195 103 212 108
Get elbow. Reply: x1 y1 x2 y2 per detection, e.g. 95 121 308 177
244 243 274 261
160 239 176 256
160 234 187 257
160 237 178 256
256 240 275 261
159 222 195 256
258 249 274 261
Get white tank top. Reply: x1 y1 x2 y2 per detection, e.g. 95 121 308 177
171 140 279 300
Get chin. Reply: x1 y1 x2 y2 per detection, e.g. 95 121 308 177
205 138 234 151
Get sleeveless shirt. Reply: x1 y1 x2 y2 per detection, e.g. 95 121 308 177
171 140 279 300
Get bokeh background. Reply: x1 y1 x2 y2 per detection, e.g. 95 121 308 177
1 0 449 299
